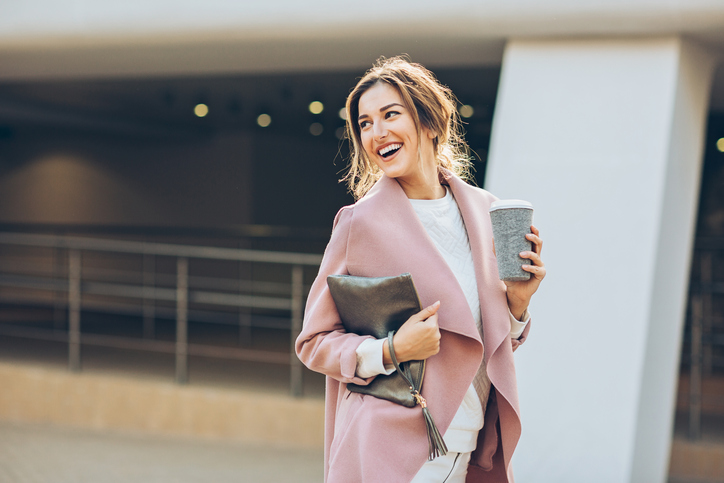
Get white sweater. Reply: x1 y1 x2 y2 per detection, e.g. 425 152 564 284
355 187 529 453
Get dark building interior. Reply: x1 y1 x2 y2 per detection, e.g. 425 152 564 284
0 68 500 235
0 67 501 395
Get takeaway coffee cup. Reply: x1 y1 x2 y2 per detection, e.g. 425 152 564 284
489 200 534 282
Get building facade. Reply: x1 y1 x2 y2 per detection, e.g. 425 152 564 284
2 1 724 482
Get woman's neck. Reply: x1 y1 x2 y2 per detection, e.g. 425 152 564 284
397 161 446 200
399 180 446 200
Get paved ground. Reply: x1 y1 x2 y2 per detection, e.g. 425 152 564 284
0 422 324 483
1 419 723 483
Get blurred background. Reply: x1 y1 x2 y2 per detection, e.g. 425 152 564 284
0 1 723 482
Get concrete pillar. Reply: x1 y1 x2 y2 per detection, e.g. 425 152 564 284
485 38 715 483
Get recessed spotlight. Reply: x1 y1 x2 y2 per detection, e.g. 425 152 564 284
717 137 724 153
338 108 348 120
310 123 324 136
309 101 324 115
458 105 474 119
257 113 272 127
194 103 209 117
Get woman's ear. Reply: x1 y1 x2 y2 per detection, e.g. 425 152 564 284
425 128 437 140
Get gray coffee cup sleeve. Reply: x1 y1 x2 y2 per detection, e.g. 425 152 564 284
489 202 533 282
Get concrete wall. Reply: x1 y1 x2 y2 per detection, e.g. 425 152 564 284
485 37 714 482
0 127 356 230
3 0 724 40
0 130 253 228
1 1 722 79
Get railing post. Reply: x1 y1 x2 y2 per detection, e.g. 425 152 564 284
53 245 66 331
143 252 156 339
176 257 189 384
68 249 81 372
239 258 252 347
290 264 304 397
689 292 703 441
701 251 712 376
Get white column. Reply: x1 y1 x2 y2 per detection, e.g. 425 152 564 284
485 38 714 483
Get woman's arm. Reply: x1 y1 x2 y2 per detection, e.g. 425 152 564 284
294 207 378 385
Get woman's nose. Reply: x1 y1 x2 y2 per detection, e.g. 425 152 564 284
373 123 388 140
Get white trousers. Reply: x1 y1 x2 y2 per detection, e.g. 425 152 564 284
409 451 472 483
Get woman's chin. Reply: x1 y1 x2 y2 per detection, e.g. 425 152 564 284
377 162 406 179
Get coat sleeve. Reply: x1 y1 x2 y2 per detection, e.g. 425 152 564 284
294 206 377 385
510 320 531 351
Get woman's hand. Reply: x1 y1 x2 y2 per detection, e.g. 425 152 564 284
382 301 441 364
500 225 546 320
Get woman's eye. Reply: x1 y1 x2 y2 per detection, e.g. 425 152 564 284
385 111 399 119
359 120 370 129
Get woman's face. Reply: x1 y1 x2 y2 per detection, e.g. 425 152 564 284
357 82 436 185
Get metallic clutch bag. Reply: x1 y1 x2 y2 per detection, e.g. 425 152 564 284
326 273 447 460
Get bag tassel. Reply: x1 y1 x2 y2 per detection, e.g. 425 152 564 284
413 391 448 461
387 332 447 461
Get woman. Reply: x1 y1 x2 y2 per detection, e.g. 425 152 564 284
295 56 545 483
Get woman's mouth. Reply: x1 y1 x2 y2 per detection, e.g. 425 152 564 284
378 143 402 159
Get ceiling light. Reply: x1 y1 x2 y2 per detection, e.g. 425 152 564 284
257 113 272 127
194 104 209 117
310 123 324 136
309 101 324 115
458 105 474 118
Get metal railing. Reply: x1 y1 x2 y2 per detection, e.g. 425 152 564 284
686 238 724 440
0 232 322 396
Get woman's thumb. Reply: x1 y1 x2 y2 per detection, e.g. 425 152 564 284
418 301 440 320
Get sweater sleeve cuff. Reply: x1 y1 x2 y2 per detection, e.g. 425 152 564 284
509 309 531 340
355 338 397 378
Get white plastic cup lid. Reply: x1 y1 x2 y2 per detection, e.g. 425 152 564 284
489 199 533 212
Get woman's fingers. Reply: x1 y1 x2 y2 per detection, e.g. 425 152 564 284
519 226 545 280
520 250 543 266
526 234 542 250
523 226 543 268
395 302 441 362
526 226 542 254
521 263 546 280
417 301 440 319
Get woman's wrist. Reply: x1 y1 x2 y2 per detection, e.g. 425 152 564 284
383 335 408 364
382 341 392 365
507 299 529 321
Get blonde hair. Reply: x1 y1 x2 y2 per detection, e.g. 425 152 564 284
343 56 474 200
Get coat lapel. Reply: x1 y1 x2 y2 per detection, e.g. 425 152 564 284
444 173 511 364
346 174 481 344
444 171 522 418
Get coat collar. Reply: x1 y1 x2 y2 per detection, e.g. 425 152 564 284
351 170 511 360
350 173 480 343
442 171 511 364
443 171 521 410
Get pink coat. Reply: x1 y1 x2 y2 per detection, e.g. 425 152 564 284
295 170 530 483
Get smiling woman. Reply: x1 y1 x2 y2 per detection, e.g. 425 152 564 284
356 82 443 199
343 57 473 201
295 56 546 483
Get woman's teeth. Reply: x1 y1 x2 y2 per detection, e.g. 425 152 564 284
378 144 402 157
